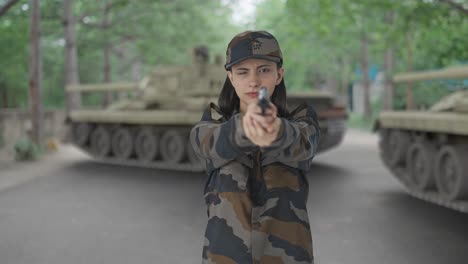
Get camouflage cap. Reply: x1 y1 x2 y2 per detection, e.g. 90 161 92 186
225 30 283 70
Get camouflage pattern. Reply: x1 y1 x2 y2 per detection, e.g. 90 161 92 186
190 104 320 263
225 30 283 70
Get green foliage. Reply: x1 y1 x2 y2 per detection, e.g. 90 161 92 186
393 81 460 110
73 0 239 74
0 0 240 108
0 3 29 108
254 0 468 96
14 137 41 161
0 0 467 110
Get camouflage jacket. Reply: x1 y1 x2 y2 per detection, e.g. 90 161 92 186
190 103 320 264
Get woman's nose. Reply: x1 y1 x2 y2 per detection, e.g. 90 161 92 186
248 73 260 87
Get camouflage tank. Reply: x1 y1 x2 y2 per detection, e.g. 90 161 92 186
66 47 348 172
374 65 468 213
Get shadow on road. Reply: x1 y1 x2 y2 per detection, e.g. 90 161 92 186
65 159 350 183
378 189 468 224
65 160 205 179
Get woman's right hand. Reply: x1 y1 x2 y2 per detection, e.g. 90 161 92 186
241 102 281 147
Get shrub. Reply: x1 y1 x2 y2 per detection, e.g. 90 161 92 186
14 138 41 161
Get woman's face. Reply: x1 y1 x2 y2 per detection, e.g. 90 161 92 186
227 58 284 113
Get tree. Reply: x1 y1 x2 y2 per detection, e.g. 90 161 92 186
383 11 394 110
28 0 43 145
63 0 81 115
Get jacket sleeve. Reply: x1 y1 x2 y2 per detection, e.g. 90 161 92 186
190 111 257 172
261 104 320 171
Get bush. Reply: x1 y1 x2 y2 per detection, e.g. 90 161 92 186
14 138 41 161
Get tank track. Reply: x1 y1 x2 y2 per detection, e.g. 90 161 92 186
82 149 205 172
390 167 468 213
377 127 468 214
67 123 207 172
68 117 347 173
82 131 345 173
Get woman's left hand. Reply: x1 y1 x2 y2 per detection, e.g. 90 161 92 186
242 102 282 147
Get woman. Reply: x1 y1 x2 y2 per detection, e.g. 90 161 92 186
190 30 320 264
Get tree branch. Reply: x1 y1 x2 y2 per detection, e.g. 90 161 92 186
0 0 21 17
437 0 468 16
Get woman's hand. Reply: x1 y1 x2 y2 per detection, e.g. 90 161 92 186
242 102 282 147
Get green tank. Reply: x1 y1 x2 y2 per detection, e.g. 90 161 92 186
66 47 348 172
374 65 468 213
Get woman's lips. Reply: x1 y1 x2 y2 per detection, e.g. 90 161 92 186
246 92 258 98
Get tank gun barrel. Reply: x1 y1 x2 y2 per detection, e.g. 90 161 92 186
66 82 139 93
393 66 468 83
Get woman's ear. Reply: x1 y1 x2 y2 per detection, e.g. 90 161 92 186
276 67 284 85
227 70 234 83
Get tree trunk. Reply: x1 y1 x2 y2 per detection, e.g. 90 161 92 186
383 11 394 110
117 38 127 100
340 55 350 108
360 31 371 119
0 0 21 17
118 38 127 79
102 1 113 107
406 30 414 110
63 0 81 116
383 47 394 110
29 0 43 145
0 87 7 108
131 59 141 81
326 76 338 96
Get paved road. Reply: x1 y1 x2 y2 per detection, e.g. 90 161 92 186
0 129 467 264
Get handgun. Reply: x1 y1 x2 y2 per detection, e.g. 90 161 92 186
257 87 271 116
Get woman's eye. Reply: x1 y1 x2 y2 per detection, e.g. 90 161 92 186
259 68 270 73
237 72 247 75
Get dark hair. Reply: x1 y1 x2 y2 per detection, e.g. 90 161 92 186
218 67 290 119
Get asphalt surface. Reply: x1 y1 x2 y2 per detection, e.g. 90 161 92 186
0 129 467 264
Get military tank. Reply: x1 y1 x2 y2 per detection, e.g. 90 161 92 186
374 65 468 213
66 47 348 172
